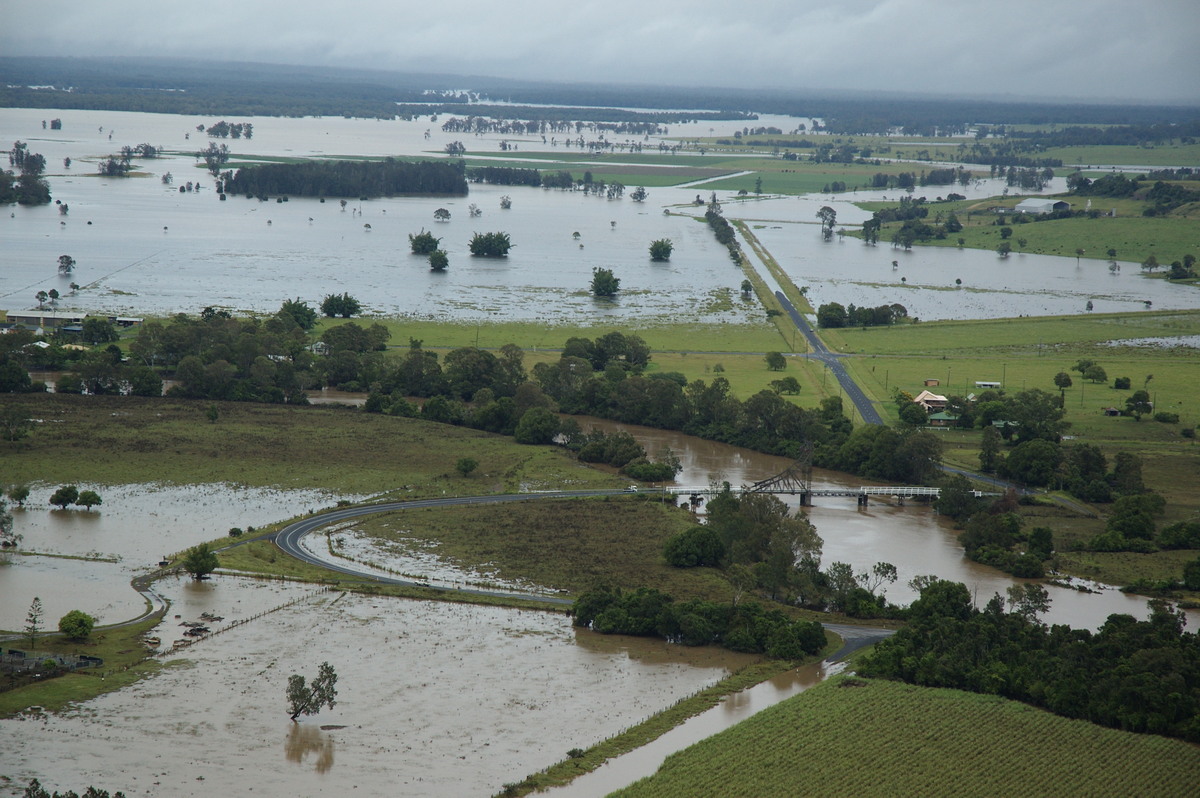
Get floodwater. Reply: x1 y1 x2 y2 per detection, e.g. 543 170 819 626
544 660 840 798
5 108 1194 326
0 576 758 798
0 483 363 630
576 417 1196 632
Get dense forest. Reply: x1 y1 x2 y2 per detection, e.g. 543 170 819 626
221 159 467 198
862 579 1200 742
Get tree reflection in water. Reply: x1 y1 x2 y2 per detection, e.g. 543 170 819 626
285 723 335 774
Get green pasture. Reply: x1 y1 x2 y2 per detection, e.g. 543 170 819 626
1039 142 1200 168
0 395 623 497
612 676 1200 798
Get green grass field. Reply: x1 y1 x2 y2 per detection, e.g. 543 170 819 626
852 193 1198 266
0 394 622 497
351 497 730 601
612 676 1200 797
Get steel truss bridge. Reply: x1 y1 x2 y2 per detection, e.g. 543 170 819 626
668 451 996 506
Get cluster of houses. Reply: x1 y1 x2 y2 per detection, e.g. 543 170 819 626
911 379 1004 427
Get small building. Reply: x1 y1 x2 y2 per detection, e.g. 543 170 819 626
975 381 1002 389
928 412 959 428
1103 407 1121 416
924 378 940 387
4 311 86 332
1015 198 1070 215
913 390 948 412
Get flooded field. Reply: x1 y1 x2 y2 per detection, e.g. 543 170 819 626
0 483 361 630
5 107 1192 325
0 576 757 798
576 417 1194 631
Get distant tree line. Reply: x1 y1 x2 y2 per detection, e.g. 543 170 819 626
466 166 542 186
816 302 908 328
222 159 467 198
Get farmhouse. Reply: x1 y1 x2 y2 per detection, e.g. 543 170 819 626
1015 198 1071 215
913 390 948 412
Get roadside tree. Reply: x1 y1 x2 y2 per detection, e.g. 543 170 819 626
58 609 96 640
182 542 219 579
764 351 786 371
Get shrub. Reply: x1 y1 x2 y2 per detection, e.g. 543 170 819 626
1113 376 1131 390
1154 412 1180 423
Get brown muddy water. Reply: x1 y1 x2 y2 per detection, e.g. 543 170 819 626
576 417 1197 632
0 576 757 798
542 660 840 798
0 483 363 631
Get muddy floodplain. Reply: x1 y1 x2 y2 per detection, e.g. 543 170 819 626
1 575 757 797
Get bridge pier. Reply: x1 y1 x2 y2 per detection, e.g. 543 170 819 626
857 493 868 507
799 491 810 507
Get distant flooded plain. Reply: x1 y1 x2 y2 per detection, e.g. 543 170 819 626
4 107 1194 326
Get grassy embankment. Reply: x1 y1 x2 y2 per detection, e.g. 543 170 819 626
610 676 1200 798
824 311 1200 588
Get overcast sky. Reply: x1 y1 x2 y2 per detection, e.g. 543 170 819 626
5 0 1198 104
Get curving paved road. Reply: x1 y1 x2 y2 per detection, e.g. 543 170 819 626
270 491 638 606
775 291 883 425
269 491 894 658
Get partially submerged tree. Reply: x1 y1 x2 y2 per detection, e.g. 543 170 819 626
409 229 441 255
590 267 620 297
49 485 79 509
649 238 673 261
320 293 361 318
287 661 338 721
182 542 219 580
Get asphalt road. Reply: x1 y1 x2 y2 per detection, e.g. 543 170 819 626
775 291 884 425
270 490 638 607
269 491 894 659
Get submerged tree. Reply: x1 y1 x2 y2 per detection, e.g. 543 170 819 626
649 238 673 261
287 661 339 721
408 229 441 255
817 206 837 240
182 542 219 580
590 267 620 297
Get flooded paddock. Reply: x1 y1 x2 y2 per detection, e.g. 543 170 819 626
0 483 361 630
0 576 758 798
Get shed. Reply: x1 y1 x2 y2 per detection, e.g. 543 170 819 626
928 412 959 428
1015 198 1070 215
924 378 940 387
